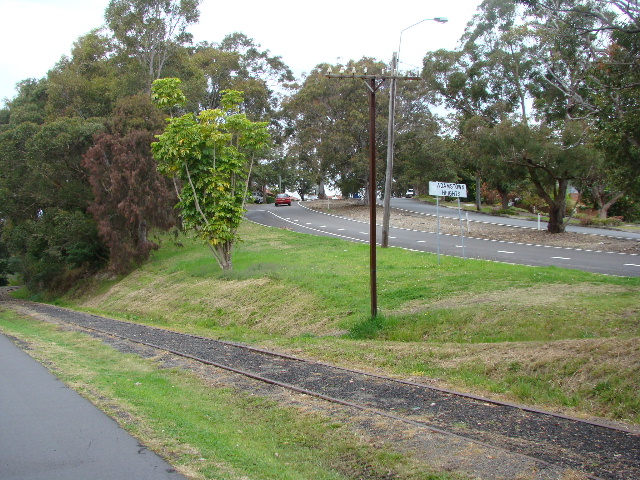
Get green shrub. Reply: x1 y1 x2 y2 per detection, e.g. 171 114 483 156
579 216 623 227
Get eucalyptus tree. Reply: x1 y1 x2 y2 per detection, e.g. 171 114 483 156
518 0 640 197
459 115 529 209
105 0 201 89
422 0 538 209
283 59 390 201
517 0 630 228
423 0 617 231
189 33 294 118
1 78 48 126
422 0 536 125
382 74 456 196
46 31 119 119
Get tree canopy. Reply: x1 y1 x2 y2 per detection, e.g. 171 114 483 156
1 0 639 294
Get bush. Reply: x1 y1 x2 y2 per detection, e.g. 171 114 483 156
494 207 520 216
578 216 623 227
3 210 108 293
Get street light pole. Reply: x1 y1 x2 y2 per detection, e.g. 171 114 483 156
381 17 448 248
397 17 448 64
382 53 398 248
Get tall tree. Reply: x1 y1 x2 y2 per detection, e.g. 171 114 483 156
105 0 201 88
151 79 270 270
46 31 118 119
283 59 389 200
83 94 178 272
190 33 294 119
520 0 640 196
423 0 617 232
459 115 529 209
422 0 537 209
0 122 42 223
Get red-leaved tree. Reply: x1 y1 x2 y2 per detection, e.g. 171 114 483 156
83 94 178 272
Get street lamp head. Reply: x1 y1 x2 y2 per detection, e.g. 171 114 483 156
397 16 449 66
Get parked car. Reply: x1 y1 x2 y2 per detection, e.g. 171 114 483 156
275 193 292 206
252 192 264 204
405 189 415 198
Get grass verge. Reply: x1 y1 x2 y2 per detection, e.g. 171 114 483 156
30 220 640 424
0 308 461 480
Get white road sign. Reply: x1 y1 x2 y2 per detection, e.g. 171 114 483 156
429 181 468 198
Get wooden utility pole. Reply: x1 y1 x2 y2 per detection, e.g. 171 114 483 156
326 68 419 317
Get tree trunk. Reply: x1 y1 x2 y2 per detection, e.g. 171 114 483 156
592 186 623 219
138 220 148 245
215 242 233 271
208 241 233 271
499 191 510 210
527 163 569 234
547 202 566 233
363 178 370 207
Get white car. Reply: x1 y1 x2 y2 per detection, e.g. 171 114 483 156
405 189 415 198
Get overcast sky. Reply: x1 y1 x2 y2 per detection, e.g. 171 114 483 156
0 0 482 104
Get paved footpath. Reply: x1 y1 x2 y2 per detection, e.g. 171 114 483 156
0 333 188 480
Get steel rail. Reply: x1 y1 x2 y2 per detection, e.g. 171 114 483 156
52 313 594 479
6 299 638 479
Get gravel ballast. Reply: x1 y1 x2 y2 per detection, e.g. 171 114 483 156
3 297 638 480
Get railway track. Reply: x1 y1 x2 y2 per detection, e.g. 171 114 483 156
4 299 640 480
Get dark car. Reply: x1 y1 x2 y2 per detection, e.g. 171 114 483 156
275 193 292 206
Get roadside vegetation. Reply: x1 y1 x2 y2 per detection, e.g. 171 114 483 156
0 309 457 480
2 219 638 478
33 221 640 425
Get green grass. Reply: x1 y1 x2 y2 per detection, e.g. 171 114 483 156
77 221 638 339
0 309 460 480
14 219 640 426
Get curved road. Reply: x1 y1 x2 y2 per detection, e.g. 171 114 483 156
386 198 640 240
245 202 640 277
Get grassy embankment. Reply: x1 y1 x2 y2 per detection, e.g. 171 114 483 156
37 220 640 421
1 218 638 478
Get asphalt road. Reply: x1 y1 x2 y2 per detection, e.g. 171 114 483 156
386 197 640 240
0 333 187 480
245 202 640 277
